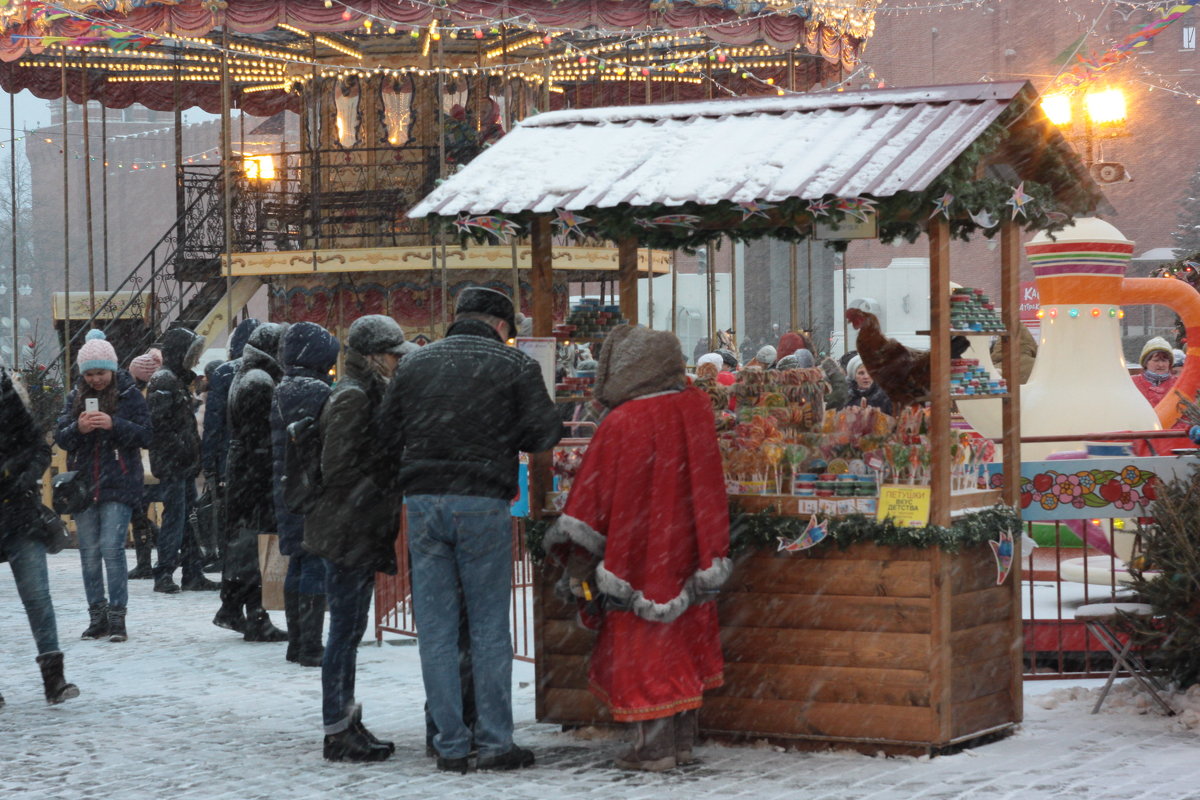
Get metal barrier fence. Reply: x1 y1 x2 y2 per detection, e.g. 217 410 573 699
373 511 536 663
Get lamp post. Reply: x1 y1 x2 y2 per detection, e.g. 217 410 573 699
1041 87 1128 168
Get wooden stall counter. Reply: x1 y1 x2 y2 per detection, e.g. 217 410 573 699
535 512 1021 755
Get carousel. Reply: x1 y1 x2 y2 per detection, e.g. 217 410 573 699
0 0 872 373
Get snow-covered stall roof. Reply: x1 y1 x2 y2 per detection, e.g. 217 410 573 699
410 82 1073 219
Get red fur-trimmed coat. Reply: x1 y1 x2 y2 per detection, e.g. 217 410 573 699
546 387 730 722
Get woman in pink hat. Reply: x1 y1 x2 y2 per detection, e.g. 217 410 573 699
53 330 152 642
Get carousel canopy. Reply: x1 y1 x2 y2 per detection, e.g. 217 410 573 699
408 81 1105 248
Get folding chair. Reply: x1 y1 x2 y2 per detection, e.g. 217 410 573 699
1075 602 1174 716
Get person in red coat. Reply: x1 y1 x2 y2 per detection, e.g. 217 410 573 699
546 325 731 772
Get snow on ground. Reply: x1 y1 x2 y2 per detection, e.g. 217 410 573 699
4 552 1200 800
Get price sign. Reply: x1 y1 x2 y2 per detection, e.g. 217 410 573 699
876 484 931 528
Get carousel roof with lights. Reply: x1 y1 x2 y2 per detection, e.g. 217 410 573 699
0 0 877 115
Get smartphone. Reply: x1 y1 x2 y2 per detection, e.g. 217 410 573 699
85 398 99 413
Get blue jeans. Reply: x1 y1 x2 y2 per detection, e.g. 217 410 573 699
407 494 513 760
286 550 327 596
75 501 133 609
2 530 60 655
322 563 371 733
156 478 201 582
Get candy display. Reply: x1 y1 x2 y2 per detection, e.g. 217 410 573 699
950 287 1004 332
950 358 1008 396
560 298 627 339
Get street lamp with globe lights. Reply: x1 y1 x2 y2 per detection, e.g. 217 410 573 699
1041 87 1129 182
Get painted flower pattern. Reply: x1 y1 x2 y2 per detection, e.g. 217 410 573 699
1018 464 1156 513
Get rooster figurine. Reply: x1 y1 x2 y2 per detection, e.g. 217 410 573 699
845 298 969 410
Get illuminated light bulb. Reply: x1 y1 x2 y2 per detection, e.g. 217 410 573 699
1118 309 1125 319
1035 309 1044 319
1041 92 1071 126
543 35 553 45
388 26 396 34
717 53 726 63
1109 308 1118 318
1048 308 1057 318
765 78 774 85
1091 308 1101 317
641 67 649 76
363 19 372 29
578 55 587 64
410 29 420 38
1068 308 1079 318
341 9 352 20
474 29 484 38
324 0 332 6
431 32 441 40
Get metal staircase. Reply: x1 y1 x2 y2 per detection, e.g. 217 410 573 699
46 169 251 380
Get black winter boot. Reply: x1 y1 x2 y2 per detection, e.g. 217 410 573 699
297 594 326 667
243 609 289 643
351 704 394 754
324 726 391 762
213 580 247 634
36 652 80 705
81 602 109 640
128 514 156 579
108 607 127 643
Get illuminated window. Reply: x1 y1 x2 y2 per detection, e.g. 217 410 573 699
243 154 276 180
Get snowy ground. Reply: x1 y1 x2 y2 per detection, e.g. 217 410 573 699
4 552 1200 800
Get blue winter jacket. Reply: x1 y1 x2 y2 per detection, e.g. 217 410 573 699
201 318 259 478
54 370 153 510
270 322 340 556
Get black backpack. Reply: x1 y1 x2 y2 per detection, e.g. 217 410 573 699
282 414 323 515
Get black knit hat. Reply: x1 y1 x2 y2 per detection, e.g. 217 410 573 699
455 287 516 336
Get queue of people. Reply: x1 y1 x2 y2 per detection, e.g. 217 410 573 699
1 286 755 777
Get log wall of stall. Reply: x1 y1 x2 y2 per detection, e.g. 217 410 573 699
534 542 1019 752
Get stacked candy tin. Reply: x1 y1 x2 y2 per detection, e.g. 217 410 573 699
950 358 1007 396
949 287 1004 332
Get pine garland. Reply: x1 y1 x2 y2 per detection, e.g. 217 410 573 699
524 504 1020 566
729 503 1021 556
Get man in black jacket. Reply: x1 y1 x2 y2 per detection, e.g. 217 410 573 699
147 327 215 594
378 287 562 773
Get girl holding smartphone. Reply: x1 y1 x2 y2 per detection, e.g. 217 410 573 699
54 330 152 642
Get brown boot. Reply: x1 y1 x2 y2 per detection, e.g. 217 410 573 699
614 717 675 772
674 709 698 765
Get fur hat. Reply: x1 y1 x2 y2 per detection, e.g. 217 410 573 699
455 286 516 336
129 348 163 382
77 329 118 373
347 314 406 356
1140 336 1173 369
696 353 723 370
594 325 685 409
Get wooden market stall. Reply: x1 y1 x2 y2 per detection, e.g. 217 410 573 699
409 81 1104 753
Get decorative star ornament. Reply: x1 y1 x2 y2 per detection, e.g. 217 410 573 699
928 192 955 220
1007 182 1033 219
637 214 701 230
552 208 591 239
835 196 877 223
453 214 518 242
739 201 774 221
777 514 829 552
989 528 1015 585
806 198 833 218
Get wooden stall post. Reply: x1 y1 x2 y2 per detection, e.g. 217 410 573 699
530 213 554 720
927 218 951 527
999 219 1025 724
618 236 639 326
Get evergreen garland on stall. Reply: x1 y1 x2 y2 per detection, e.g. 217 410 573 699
524 504 1021 566
1171 163 1200 260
